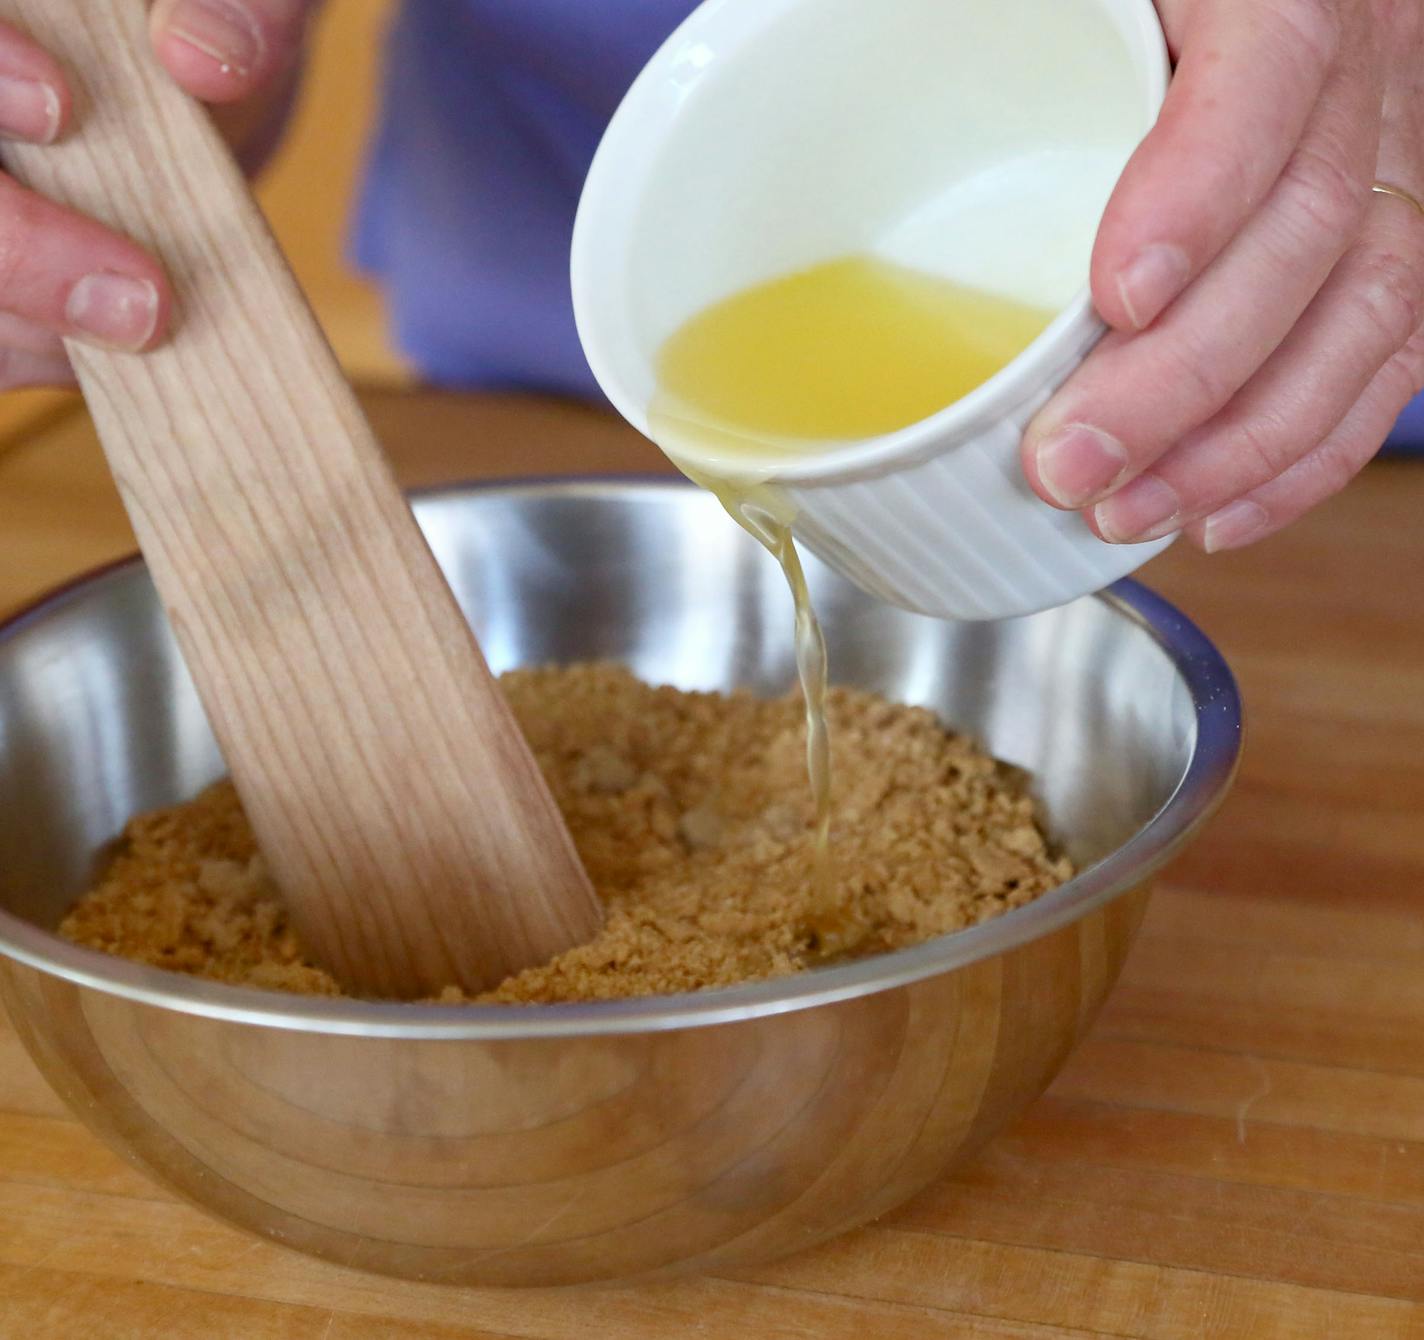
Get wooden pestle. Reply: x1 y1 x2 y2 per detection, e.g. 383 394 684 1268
1 0 602 998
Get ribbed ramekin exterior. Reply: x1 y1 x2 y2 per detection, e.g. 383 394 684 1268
782 319 1174 620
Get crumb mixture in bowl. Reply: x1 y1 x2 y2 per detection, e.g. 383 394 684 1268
59 663 1072 1003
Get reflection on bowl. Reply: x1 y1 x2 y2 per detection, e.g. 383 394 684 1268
0 480 1239 1287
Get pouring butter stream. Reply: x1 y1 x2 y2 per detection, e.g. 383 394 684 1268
648 253 1053 954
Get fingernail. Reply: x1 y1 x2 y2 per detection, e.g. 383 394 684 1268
0 76 60 144
1035 424 1129 508
66 273 160 351
1202 498 1270 553
1094 474 1181 543
1117 244 1191 330
166 0 263 76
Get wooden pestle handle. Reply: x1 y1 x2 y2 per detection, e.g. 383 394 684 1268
1 0 601 997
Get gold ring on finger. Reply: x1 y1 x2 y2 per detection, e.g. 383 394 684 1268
1371 182 1424 217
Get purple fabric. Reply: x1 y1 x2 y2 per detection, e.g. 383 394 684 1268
353 1 1424 450
353 0 695 400
1386 386 1424 453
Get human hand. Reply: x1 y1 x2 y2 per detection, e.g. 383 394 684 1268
0 0 318 388
1021 0 1424 552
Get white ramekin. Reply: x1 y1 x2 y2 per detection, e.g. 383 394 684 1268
573 0 1172 620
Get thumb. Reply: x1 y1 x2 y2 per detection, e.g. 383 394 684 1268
148 0 316 106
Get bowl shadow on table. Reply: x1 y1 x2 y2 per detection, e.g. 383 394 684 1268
0 480 1238 1287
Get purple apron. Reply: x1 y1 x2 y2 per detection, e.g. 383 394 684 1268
353 0 1424 452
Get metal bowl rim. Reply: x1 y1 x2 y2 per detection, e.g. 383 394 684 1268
0 476 1241 1038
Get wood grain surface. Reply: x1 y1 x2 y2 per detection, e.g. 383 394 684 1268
2 390 1424 1335
0 0 599 998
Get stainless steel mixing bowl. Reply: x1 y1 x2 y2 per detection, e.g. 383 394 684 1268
0 480 1239 1287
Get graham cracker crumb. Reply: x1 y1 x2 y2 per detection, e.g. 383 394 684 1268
59 663 1072 1004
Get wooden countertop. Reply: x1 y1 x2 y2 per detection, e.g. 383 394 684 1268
2 391 1423 1337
